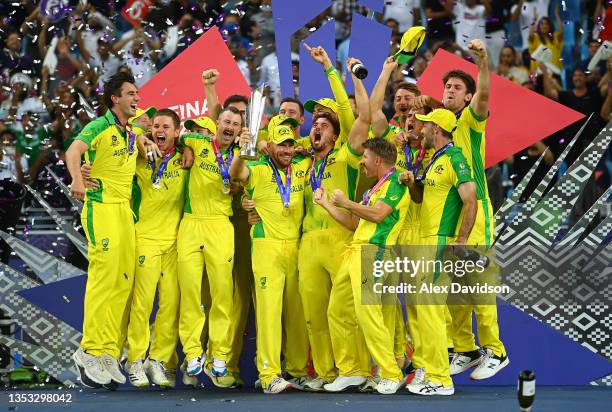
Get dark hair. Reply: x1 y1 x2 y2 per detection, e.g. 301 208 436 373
280 97 304 116
313 112 341 137
442 70 476 96
363 138 397 166
394 82 420 97
103 72 136 109
223 94 249 108
219 105 244 126
153 108 180 129
536 17 555 45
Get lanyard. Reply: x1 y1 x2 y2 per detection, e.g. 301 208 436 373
110 110 135 154
415 142 454 182
268 158 292 208
309 150 332 192
211 138 234 186
362 166 396 205
151 148 175 187
404 144 426 176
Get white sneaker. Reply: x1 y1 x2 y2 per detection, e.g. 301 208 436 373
125 360 149 388
406 367 426 388
145 359 171 387
263 376 293 394
100 353 126 384
286 375 311 391
72 348 111 386
303 376 329 392
470 348 510 380
323 375 367 392
186 354 204 376
180 362 199 387
358 376 379 393
375 378 402 395
164 367 177 388
407 379 454 396
450 350 483 376
254 378 262 389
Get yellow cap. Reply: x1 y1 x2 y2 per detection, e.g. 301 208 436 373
267 114 301 130
393 26 426 64
184 116 217 135
304 98 338 114
268 125 296 144
415 109 457 133
129 106 156 122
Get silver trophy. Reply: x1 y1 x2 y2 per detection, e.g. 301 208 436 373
240 84 267 160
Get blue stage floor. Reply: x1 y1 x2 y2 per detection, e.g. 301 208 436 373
2 386 611 412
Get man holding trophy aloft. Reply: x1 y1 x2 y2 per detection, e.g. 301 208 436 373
176 106 243 385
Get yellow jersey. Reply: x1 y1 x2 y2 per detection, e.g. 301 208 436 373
132 152 186 244
75 110 140 203
419 146 473 237
303 142 362 233
395 145 433 229
353 170 409 246
245 155 311 240
180 132 240 217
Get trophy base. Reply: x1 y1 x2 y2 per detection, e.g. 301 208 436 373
240 149 259 160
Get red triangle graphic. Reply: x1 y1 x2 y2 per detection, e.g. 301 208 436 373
417 49 585 167
138 27 250 122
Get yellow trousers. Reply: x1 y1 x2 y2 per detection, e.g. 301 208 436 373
298 229 370 380
81 201 135 358
252 238 309 387
227 211 254 373
448 201 506 357
127 241 179 363
344 245 403 381
397 225 421 368
413 235 453 387
177 215 234 360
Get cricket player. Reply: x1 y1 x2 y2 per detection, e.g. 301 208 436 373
314 137 409 395
230 124 310 394
66 72 160 387
399 108 477 396
413 39 509 379
177 106 242 386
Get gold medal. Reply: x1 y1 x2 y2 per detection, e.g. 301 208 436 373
222 183 231 195
282 207 290 217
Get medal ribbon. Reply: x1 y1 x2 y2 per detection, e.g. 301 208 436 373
110 110 136 154
415 142 454 182
403 144 426 176
268 158 292 208
309 150 331 192
151 148 175 186
211 138 234 187
362 166 396 205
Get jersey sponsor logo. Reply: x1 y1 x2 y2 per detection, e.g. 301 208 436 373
295 170 305 178
172 158 181 166
199 148 209 157
138 255 145 266
82 130 92 136
389 194 399 201
259 276 267 289
111 135 119 147
434 165 444 174
102 238 110 251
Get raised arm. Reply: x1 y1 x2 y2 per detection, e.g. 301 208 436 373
555 3 564 37
370 57 397 137
202 69 222 121
510 0 526 22
425 0 453 19
541 65 559 101
467 39 490 119
230 128 252 184
347 57 371 154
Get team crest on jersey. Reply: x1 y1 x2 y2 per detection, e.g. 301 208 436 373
102 238 109 251
200 148 209 157
138 255 145 266
295 170 305 178
326 157 336 166
173 158 181 166
434 165 444 174
260 277 267 289
111 135 119 147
